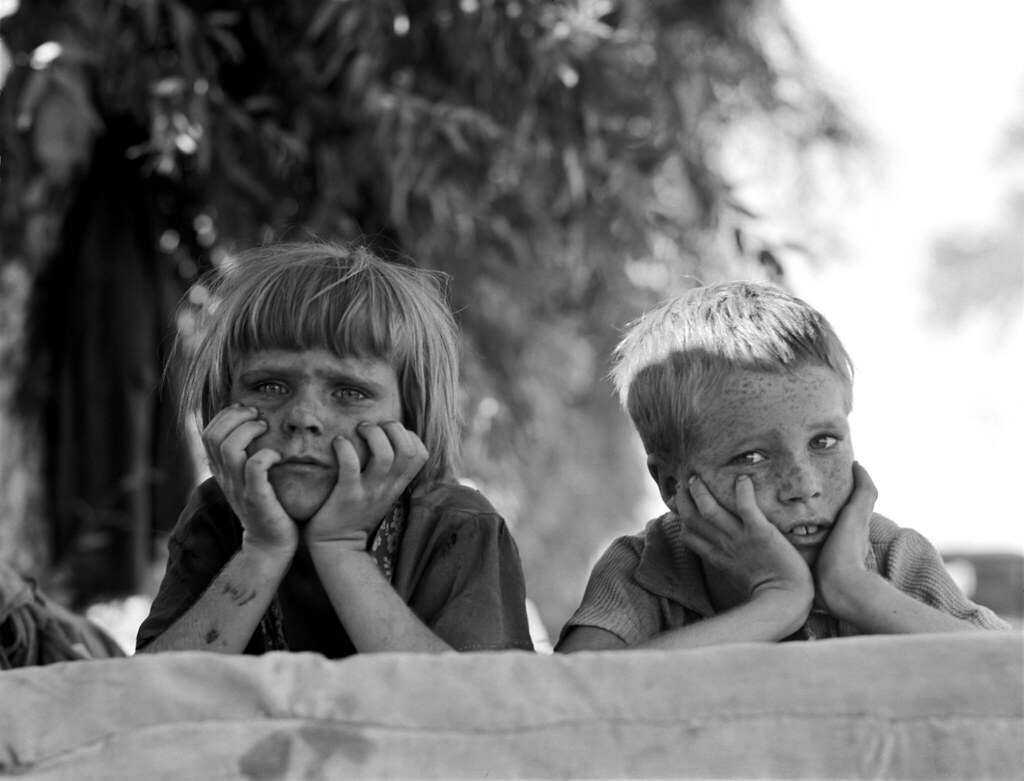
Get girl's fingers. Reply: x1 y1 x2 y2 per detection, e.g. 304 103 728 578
381 422 428 474
217 420 267 466
203 404 258 444
355 422 396 479
357 421 428 480
333 436 362 483
202 405 263 469
243 448 282 497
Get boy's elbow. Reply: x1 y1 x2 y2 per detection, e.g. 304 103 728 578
555 625 629 653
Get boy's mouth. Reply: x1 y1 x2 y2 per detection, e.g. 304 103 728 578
783 522 830 546
790 524 822 537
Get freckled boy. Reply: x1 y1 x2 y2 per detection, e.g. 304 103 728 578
557 281 1009 652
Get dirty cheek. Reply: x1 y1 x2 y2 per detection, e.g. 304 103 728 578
829 458 856 505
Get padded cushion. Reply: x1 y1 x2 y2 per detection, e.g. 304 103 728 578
1 631 1021 779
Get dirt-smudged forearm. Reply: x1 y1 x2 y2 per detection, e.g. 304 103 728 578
139 544 293 654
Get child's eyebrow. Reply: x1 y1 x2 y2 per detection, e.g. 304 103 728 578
236 364 389 391
810 415 850 430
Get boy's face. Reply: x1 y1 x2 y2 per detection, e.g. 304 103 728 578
230 348 403 521
677 366 854 568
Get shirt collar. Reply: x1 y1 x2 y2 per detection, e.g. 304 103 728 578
632 513 716 618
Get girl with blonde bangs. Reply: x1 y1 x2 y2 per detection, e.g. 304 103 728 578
139 239 533 657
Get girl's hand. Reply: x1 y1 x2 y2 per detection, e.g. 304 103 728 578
303 421 428 550
813 461 878 613
202 404 299 555
682 475 814 608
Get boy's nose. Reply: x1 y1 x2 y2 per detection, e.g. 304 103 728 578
777 458 822 503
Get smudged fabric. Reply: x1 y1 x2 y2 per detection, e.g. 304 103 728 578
0 564 124 668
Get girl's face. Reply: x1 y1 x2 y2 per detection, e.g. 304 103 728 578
230 348 403 521
678 365 854 567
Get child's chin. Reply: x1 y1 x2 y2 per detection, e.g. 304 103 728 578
278 496 327 524
270 479 332 523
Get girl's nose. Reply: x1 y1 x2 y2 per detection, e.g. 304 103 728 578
778 457 822 503
282 397 324 436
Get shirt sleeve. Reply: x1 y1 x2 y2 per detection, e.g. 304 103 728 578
135 481 243 651
558 535 664 646
871 516 1011 630
404 513 534 652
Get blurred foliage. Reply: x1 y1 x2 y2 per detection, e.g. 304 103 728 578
925 87 1024 332
0 0 854 630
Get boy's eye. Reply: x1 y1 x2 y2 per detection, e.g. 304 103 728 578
810 434 839 450
335 387 369 402
730 451 766 466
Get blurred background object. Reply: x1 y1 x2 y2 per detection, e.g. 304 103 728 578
1 0 1019 648
780 1 1023 631
942 552 1023 629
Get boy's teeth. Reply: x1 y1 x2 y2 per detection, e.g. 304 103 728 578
792 525 819 536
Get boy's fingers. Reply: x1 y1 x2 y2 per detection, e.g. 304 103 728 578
687 476 741 536
830 461 877 539
849 461 879 507
678 525 718 562
733 475 771 528
673 478 699 517
679 513 728 550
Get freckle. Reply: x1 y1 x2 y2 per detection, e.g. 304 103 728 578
205 629 220 644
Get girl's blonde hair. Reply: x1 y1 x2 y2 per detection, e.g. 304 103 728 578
175 240 461 483
610 281 853 465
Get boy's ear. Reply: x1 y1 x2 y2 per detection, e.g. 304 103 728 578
646 454 680 507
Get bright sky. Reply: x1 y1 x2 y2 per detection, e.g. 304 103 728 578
783 1 1024 554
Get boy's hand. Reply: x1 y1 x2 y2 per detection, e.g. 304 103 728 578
681 476 814 609
203 404 299 556
812 461 878 614
303 421 428 551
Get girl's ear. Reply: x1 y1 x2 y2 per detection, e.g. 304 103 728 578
646 454 680 508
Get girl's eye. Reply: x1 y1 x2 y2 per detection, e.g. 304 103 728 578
730 451 766 466
811 434 839 450
254 381 287 396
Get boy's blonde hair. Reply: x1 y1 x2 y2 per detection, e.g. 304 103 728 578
175 240 461 484
610 281 853 466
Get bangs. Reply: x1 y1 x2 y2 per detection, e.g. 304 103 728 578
177 239 462 482
222 258 408 365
